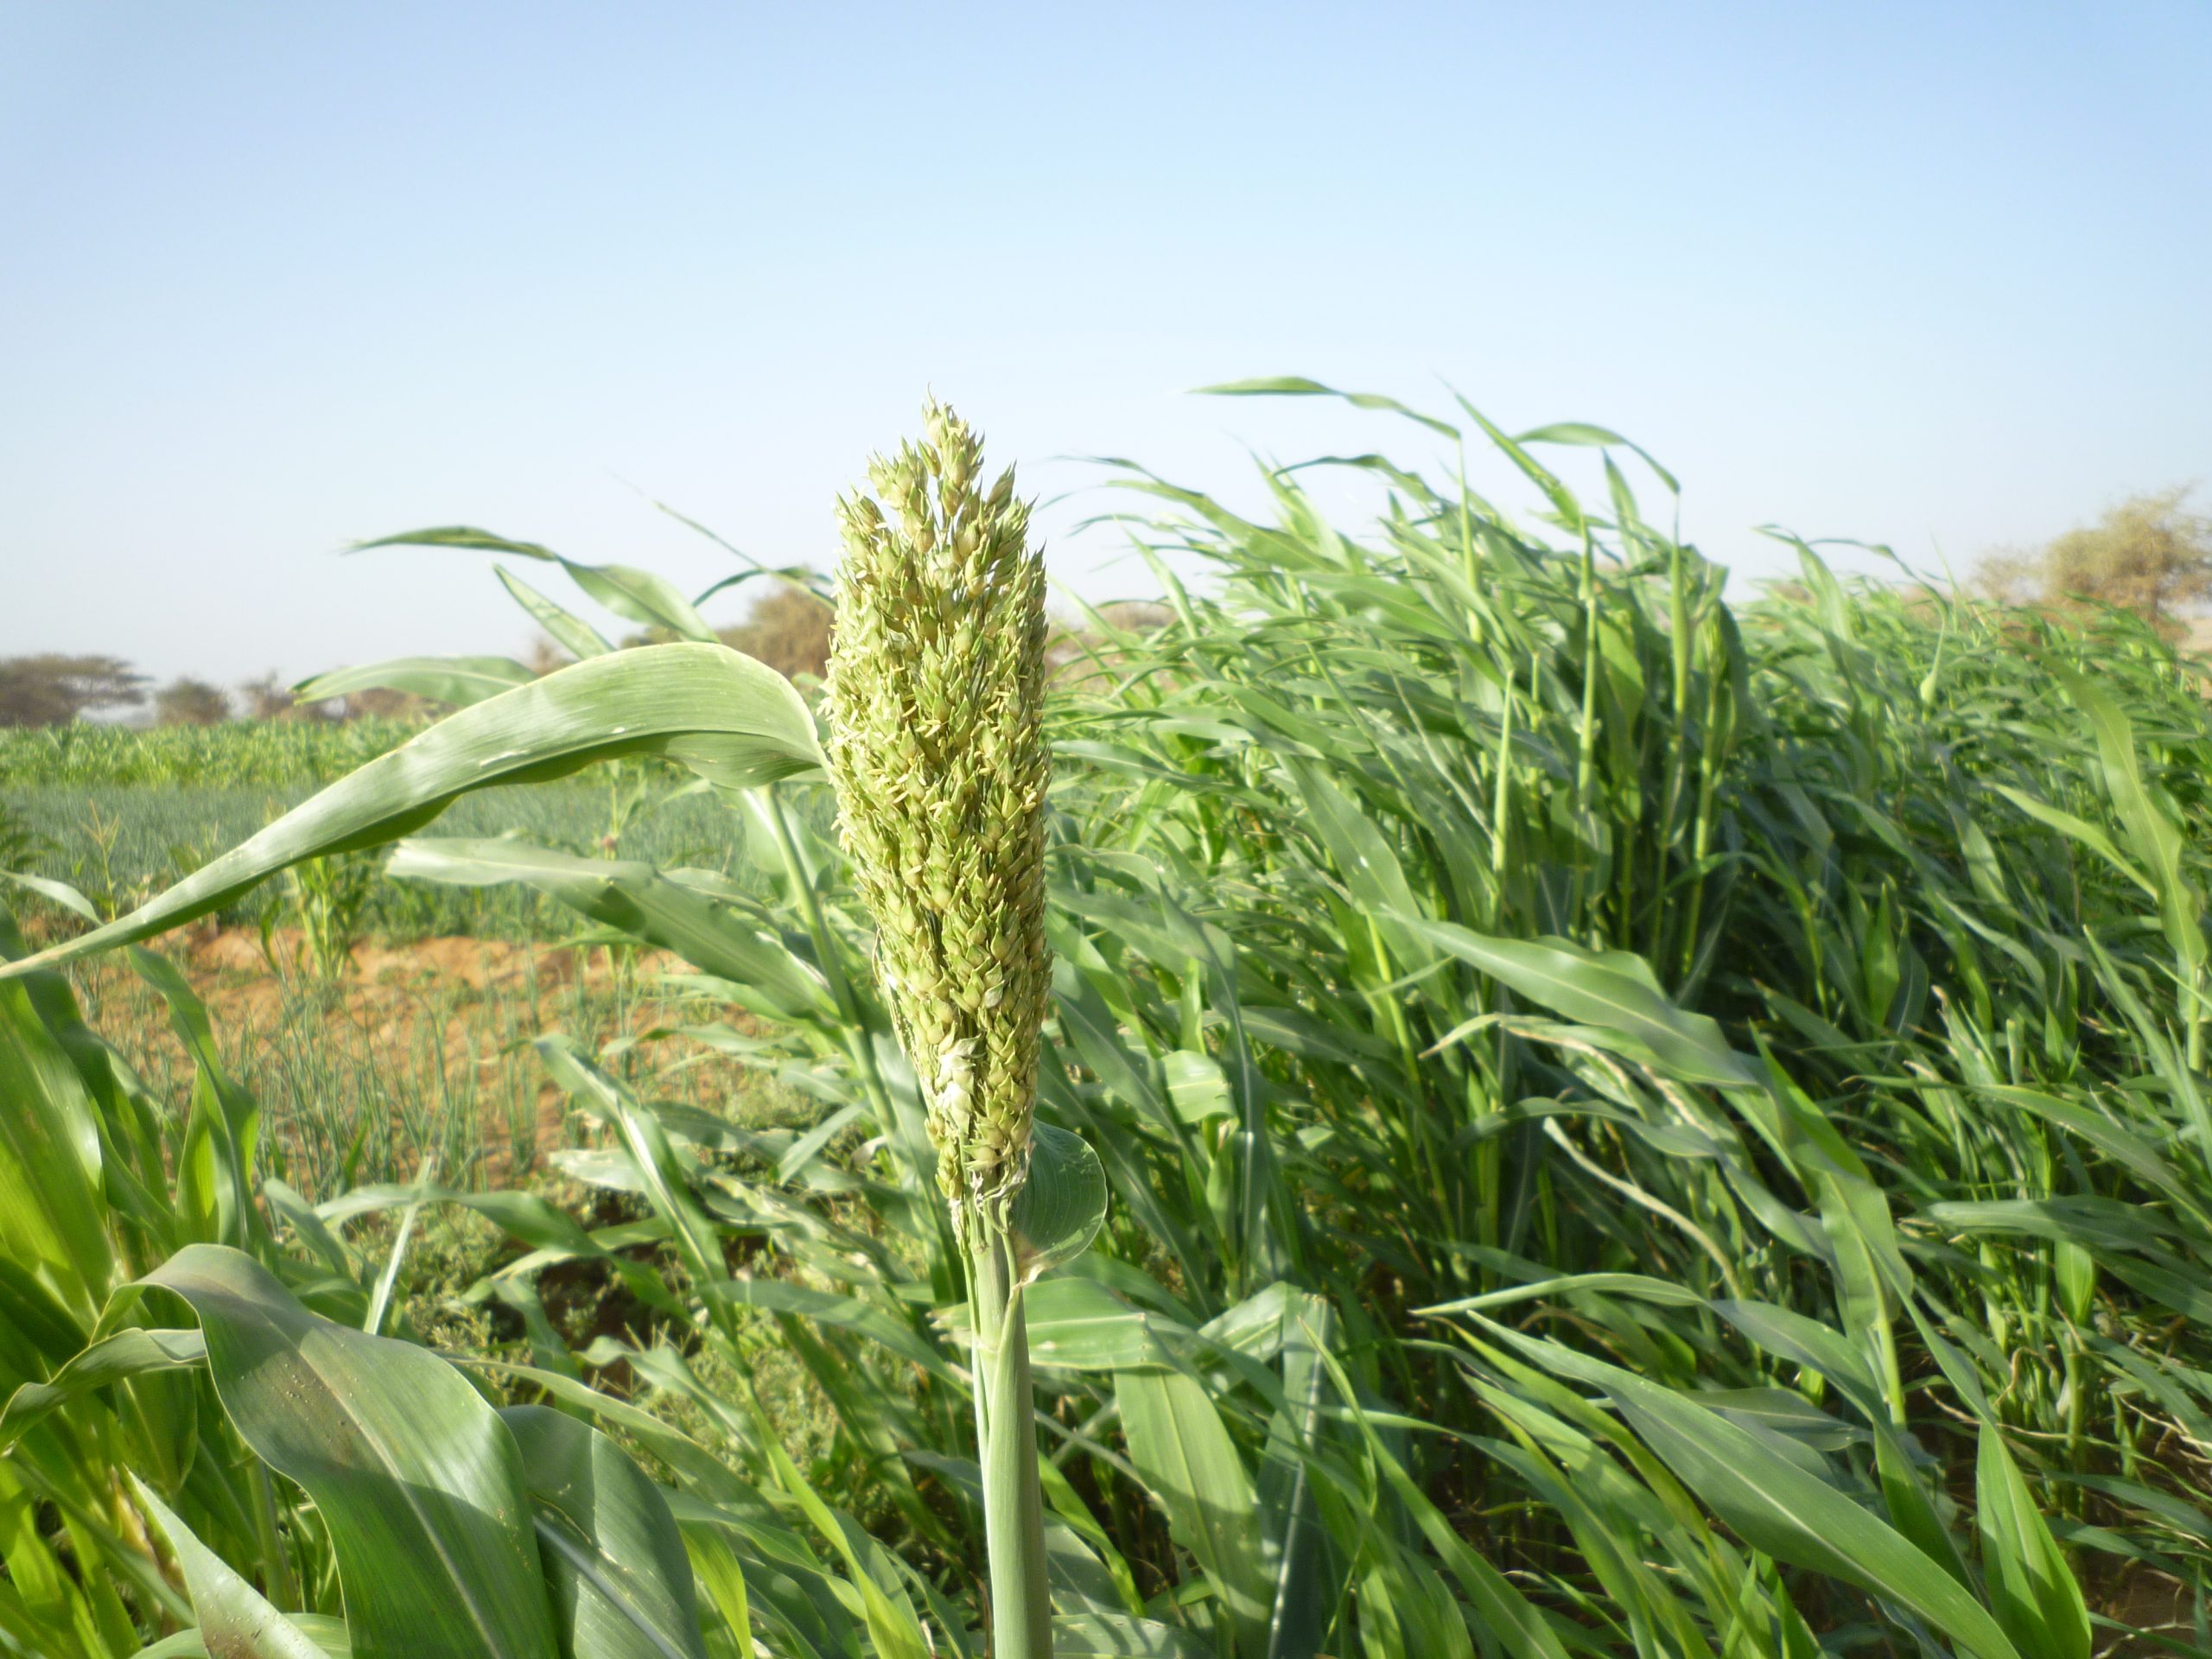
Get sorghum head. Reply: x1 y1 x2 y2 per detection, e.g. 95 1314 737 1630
824 401 1052 1237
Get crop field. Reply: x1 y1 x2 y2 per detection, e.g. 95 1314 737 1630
0 717 427 790
3 736 809 1205
1 747 785 940
4 390 2211 1657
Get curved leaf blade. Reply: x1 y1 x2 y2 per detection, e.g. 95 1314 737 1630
385 837 835 1022
1517 1334 2022 1659
353 525 562 562
0 1327 205 1451
500 1406 708 1659
1052 1611 1203 1656
0 869 99 923
1116 1369 1271 1633
1013 1123 1108 1280
495 566 613 661
1976 1426 2090 1659
355 528 715 640
566 563 715 642
2 644 823 978
144 1244 558 1659
0 979 111 1314
294 656 536 709
129 1475 325 1659
1404 918 1757 1088
1192 377 1462 439
131 1618 352 1659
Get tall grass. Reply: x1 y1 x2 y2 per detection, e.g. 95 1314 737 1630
4 385 2210 1655
1055 382 2212 1645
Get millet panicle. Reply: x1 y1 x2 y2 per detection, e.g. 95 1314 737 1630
823 401 1052 1243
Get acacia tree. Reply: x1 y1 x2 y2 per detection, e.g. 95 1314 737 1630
1980 486 2212 637
720 585 833 681
154 677 232 726
0 653 148 726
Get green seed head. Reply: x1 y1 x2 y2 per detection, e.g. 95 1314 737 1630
825 400 1052 1238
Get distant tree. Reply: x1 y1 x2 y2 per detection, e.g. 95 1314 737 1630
718 585 833 682
524 634 574 677
240 672 298 721
339 685 432 721
154 677 232 726
240 673 344 722
0 654 149 727
1979 486 2212 638
618 582 834 677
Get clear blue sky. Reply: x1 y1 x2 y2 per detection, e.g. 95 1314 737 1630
3 3 2208 687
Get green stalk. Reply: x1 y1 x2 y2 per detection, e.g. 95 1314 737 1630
969 1224 1052 1659
1676 614 1727 988
825 400 1057 1658
2187 962 2206 1076
1573 525 1602 944
1573 527 1600 815
248 1459 298 1611
1657 518 1693 968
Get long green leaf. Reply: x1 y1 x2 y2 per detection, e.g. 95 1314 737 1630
386 836 835 1022
500 1407 708 1659
0 1327 205 1451
1975 1426 2090 1659
1052 1611 1204 1656
0 980 111 1314
294 655 536 709
2059 664 2205 977
129 1476 325 1659
2 644 822 977
1116 1369 1272 1642
131 1619 352 1659
1516 1335 2021 1659
144 1245 559 1659
356 527 716 640
1194 377 1462 439
1405 918 1757 1088
495 565 613 659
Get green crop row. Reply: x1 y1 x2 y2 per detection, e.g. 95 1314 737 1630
2 775 788 941
0 718 425 790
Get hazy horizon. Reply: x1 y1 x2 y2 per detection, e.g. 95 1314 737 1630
5 2 2209 690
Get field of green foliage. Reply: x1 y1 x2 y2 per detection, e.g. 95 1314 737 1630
0 718 426 790
4 386 2209 1657
1 734 779 942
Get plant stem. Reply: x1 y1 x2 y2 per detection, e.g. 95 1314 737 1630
969 1220 1052 1659
249 1459 298 1611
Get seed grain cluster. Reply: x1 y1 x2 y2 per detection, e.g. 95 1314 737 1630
825 402 1052 1240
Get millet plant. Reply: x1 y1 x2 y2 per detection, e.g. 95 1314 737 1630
10 382 2211 1656
824 402 1066 1658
